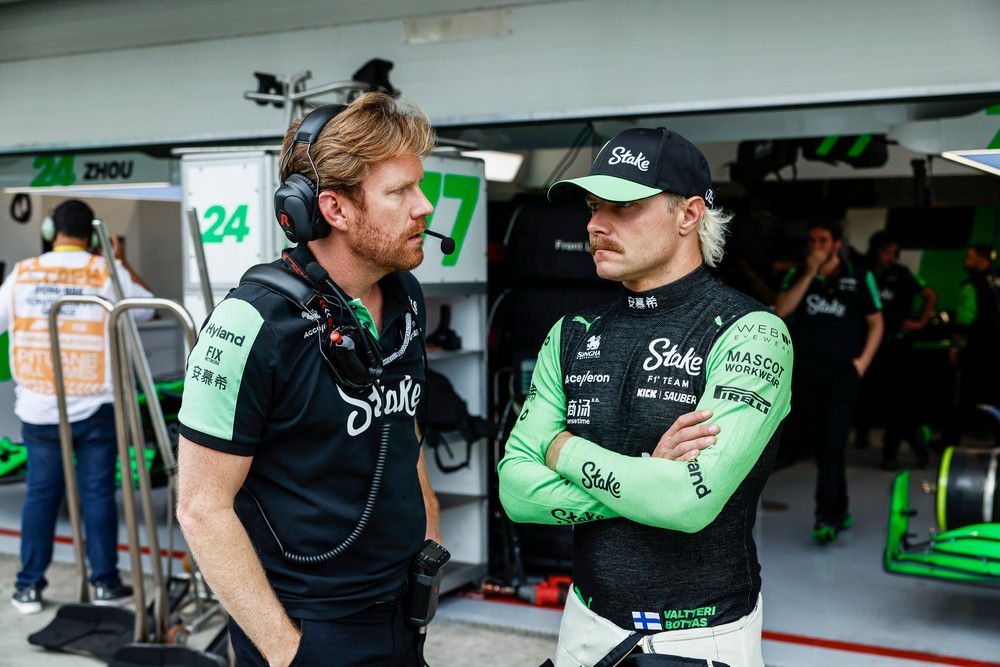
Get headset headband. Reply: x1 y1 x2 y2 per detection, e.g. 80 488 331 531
293 104 348 145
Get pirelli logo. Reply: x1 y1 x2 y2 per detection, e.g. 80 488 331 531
714 385 771 414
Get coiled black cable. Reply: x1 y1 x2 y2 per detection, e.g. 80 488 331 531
247 419 390 564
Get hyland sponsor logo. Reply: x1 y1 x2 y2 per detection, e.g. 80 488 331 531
626 295 659 310
564 371 611 387
607 146 650 171
204 345 223 366
204 322 246 347
687 459 712 498
551 508 605 525
567 398 595 424
576 334 602 359
714 384 772 415
642 338 703 375
580 461 621 498
723 351 786 388
805 294 846 317
632 611 662 631
662 606 716 630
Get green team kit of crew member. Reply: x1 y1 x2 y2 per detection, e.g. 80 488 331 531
498 127 793 667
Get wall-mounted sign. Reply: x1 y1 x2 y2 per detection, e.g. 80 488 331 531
181 152 277 291
413 154 487 284
0 152 175 190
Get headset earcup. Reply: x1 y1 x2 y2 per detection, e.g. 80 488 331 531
41 216 55 242
41 214 99 247
90 220 102 251
274 173 330 244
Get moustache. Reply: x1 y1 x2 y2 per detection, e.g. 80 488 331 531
405 221 428 240
590 238 624 255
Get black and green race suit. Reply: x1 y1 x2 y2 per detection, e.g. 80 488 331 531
498 266 793 632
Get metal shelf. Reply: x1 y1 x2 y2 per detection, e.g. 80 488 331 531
440 560 488 594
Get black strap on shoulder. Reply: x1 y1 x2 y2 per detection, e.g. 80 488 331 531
594 634 643 667
240 263 317 308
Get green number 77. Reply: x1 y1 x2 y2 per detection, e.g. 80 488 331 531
419 172 480 267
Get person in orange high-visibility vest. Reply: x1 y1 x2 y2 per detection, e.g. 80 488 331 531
0 199 153 615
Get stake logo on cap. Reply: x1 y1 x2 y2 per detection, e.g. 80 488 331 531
548 127 715 207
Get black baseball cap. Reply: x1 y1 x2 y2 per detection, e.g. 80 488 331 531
548 127 715 207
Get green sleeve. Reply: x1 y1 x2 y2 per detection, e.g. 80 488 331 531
497 317 620 526
956 283 977 328
864 270 883 311
556 311 793 533
779 268 799 292
178 298 266 442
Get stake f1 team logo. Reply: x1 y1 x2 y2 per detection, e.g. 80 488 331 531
642 338 703 375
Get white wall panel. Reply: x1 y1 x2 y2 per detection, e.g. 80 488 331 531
0 0 998 154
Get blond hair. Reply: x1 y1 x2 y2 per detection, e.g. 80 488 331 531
664 193 732 267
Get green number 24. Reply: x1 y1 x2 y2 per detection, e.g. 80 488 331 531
201 204 250 243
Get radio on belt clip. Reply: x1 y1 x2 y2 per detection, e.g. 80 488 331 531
407 539 451 627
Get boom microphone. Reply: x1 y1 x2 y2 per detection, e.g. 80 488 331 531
423 229 456 255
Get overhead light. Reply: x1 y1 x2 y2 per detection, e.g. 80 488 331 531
940 149 1000 177
460 150 524 183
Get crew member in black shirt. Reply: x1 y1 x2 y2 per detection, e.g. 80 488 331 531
855 230 936 469
176 93 442 667
775 217 882 544
942 242 1000 445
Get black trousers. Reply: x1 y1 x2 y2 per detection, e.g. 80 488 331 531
789 362 861 520
228 599 421 667
856 339 916 461
942 340 1000 445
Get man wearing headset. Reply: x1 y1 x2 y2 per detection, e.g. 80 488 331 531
176 93 442 667
498 128 793 667
1 199 152 614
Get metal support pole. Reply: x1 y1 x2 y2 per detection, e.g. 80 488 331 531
48 295 115 604
185 207 215 313
109 298 198 643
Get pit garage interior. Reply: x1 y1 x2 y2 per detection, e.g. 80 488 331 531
0 1 999 666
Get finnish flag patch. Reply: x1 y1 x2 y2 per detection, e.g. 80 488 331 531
631 610 662 630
